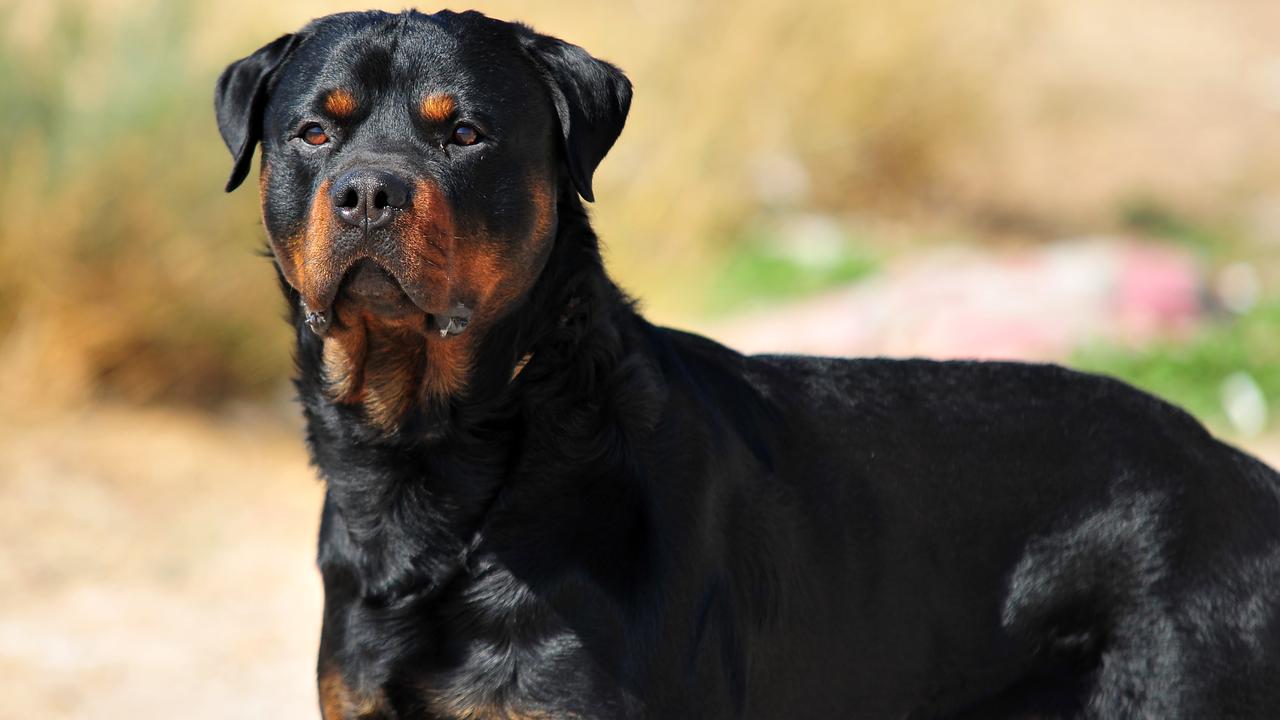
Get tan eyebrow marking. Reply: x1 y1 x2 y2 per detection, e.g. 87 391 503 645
323 89 358 118
419 93 457 123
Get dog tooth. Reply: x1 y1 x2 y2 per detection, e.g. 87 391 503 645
305 310 330 337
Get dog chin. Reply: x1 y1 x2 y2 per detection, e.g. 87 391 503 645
336 259 425 318
340 260 473 334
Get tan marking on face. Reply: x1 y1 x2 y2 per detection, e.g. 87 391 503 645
323 89 358 118
529 176 556 242
311 175 558 431
452 176 557 324
269 178 338 301
298 178 346 310
399 179 456 299
420 93 457 123
456 245 505 308
260 163 311 294
289 242 307 289
318 669 386 719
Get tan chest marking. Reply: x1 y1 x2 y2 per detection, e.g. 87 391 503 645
318 670 388 719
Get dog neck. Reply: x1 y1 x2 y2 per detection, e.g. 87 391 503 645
289 196 662 601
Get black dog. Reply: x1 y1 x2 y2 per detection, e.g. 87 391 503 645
216 10 1280 719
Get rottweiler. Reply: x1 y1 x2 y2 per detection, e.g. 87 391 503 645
215 10 1280 719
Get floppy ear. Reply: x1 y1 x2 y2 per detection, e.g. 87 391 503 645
214 33 304 193
521 32 632 203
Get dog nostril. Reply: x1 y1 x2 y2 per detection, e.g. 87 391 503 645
373 189 389 210
339 187 360 209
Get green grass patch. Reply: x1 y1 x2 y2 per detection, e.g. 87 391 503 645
1119 196 1235 254
1072 303 1280 432
704 219 879 316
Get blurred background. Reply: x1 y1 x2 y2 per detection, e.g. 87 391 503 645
4 0 1280 716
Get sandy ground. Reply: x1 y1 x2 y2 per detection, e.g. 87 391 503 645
3 403 1277 718
0 406 324 720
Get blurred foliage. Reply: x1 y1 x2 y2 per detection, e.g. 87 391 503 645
1120 197 1237 255
2 0 1279 407
705 245 878 317
0 1 286 406
704 218 879 316
1074 304 1280 434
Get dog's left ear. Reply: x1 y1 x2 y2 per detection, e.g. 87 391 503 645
520 30 632 203
215 32 305 193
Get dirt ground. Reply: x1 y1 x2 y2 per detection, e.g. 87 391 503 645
0 406 324 720
3 403 1278 719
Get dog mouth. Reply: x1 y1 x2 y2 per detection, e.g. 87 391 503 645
302 259 473 339
339 259 420 318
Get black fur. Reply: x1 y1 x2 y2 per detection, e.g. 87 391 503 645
218 10 1280 719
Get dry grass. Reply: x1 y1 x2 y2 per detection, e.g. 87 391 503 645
2 0 1279 407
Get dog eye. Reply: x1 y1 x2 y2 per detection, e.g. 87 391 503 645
301 124 329 146
451 125 481 146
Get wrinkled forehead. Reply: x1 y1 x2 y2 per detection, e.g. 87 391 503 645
272 12 546 127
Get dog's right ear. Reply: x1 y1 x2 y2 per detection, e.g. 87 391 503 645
215 33 304 193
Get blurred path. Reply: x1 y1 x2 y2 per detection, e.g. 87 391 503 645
696 239 1204 361
0 407 323 720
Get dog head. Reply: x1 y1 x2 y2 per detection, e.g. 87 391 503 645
215 10 630 426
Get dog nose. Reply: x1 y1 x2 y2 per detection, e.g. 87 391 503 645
331 170 410 230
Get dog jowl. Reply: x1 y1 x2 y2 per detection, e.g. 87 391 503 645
216 10 627 431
